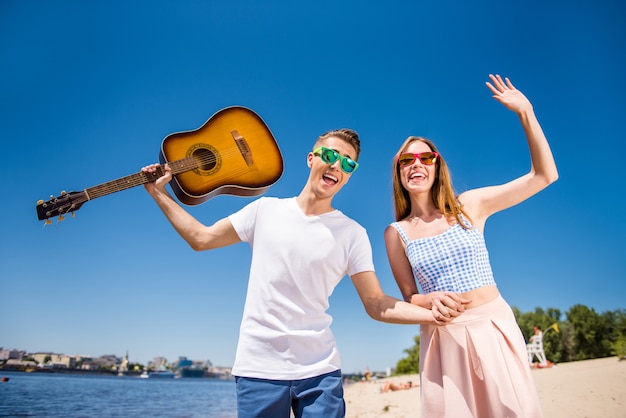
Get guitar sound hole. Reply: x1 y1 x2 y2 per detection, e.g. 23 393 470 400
193 148 217 171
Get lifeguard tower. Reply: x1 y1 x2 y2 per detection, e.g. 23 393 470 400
526 327 548 367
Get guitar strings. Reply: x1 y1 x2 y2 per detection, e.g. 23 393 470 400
44 139 281 219
86 142 281 199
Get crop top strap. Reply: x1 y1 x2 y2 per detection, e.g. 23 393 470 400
391 222 410 244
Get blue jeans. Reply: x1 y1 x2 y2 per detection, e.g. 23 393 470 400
235 370 345 418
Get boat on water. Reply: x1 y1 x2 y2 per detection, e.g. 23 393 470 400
173 357 207 378
139 370 175 379
177 366 205 378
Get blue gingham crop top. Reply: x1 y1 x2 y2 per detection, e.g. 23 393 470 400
391 219 496 294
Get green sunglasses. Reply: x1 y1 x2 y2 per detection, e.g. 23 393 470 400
312 146 359 174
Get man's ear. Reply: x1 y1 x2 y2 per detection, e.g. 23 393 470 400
307 152 314 168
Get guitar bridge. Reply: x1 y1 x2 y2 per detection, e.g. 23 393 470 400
231 130 253 166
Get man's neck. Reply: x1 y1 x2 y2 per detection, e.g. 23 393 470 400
295 192 334 216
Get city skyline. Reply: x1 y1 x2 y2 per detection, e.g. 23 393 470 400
1 347 214 368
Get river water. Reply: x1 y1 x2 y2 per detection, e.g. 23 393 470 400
0 371 237 417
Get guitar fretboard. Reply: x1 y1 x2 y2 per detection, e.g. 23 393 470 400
84 156 200 200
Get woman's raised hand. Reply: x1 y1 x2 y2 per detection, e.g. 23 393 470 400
486 74 533 114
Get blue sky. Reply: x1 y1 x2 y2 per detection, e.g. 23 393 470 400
1 1 624 374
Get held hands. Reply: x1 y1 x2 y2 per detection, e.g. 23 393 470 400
486 74 533 115
413 292 471 324
142 163 173 195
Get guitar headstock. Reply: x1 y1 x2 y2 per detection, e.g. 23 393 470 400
36 191 87 222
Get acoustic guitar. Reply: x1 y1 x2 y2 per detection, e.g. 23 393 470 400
36 106 284 222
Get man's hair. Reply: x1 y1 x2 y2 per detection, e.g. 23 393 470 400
316 128 361 160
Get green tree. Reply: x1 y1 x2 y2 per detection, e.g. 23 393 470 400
566 304 613 360
395 335 420 375
612 335 626 358
556 321 576 362
129 362 144 371
614 309 626 336
603 309 626 358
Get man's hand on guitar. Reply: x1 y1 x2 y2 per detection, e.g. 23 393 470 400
142 163 172 195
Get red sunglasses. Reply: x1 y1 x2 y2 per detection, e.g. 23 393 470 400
398 151 439 166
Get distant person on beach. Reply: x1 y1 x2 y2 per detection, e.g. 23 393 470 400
380 380 414 393
530 326 543 343
384 74 558 417
142 128 467 418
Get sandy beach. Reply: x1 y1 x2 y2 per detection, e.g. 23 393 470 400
344 356 626 417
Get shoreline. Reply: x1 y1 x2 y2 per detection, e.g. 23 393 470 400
344 356 626 417
4 357 623 416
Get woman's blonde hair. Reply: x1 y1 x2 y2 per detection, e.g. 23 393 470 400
391 136 470 227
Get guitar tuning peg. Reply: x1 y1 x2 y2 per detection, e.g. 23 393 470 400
45 219 52 225
58 215 65 222
50 195 54 200
61 191 67 195
71 212 76 218
37 199 44 205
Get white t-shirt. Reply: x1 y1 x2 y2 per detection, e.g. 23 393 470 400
228 196 375 379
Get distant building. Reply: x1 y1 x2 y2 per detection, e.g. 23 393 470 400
86 354 121 370
32 352 55 364
119 352 130 372
210 366 233 379
4 359 37 368
149 356 169 370
32 353 76 368
99 354 122 365
0 349 25 361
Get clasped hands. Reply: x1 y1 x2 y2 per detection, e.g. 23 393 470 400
410 292 471 324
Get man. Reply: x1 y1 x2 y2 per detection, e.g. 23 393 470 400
142 128 465 417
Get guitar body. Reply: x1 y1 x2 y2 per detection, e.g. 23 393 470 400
36 106 283 221
161 106 284 205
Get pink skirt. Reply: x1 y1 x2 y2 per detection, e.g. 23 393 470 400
420 295 543 418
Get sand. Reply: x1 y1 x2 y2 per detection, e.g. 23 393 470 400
344 356 626 417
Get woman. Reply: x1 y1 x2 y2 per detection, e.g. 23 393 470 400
384 74 558 417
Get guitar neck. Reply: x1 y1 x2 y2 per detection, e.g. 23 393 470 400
84 157 197 200
37 156 205 221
